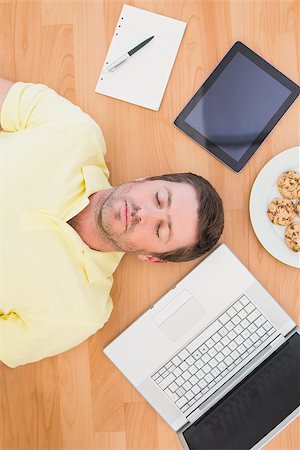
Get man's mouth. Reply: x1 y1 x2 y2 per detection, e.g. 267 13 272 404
125 200 129 230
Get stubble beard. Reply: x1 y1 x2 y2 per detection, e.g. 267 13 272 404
96 182 147 255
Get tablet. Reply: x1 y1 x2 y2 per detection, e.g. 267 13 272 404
174 42 300 172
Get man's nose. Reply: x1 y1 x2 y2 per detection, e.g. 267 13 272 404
134 207 166 224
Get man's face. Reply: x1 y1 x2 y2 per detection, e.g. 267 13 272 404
97 180 199 256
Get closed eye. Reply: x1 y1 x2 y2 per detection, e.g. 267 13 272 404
155 192 160 207
156 223 160 238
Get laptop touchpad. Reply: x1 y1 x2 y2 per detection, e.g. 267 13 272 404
153 290 207 341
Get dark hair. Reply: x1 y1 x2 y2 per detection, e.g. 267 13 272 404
146 173 224 262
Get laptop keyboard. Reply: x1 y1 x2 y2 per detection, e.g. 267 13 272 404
151 295 277 414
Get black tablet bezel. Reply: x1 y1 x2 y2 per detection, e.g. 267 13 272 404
174 41 300 172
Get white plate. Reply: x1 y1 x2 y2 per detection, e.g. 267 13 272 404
249 147 300 268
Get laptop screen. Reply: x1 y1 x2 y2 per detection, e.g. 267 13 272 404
182 332 300 450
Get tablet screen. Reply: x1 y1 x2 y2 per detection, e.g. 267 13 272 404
182 332 300 450
174 42 300 172
184 52 291 162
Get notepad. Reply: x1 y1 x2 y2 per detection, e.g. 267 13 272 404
95 4 186 111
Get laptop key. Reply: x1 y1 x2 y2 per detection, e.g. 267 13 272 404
182 371 191 381
245 303 255 314
215 342 223 352
208 348 217 358
206 338 214 348
199 344 209 354
244 339 252 349
195 360 204 370
192 350 201 360
227 307 236 318
173 367 182 377
219 312 230 324
166 390 179 403
228 330 237 340
199 380 207 389
237 343 246 354
202 354 210 364
250 332 259 343
216 353 224 362
169 382 178 392
186 355 195 365
204 373 213 383
240 296 249 306
171 356 181 366
255 316 266 327
177 387 185 397
209 358 218 368
256 327 265 337
225 321 234 331
183 381 192 391
235 335 243 345
196 369 205 380
202 364 211 374
235 324 243 334
159 373 175 390
181 404 189 413
189 365 198 375
192 385 201 395
168 363 175 372
185 390 194 401
238 310 247 319
241 329 250 339
176 376 185 386
212 332 222 343
264 321 272 331
180 361 188 371
190 375 198 386
176 397 188 409
232 315 240 325
224 356 233 366
178 349 189 360
219 327 227 337
248 310 260 322
221 336 230 346
234 300 243 312
231 350 239 360
222 347 230 356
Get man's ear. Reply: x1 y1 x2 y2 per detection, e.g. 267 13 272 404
137 254 167 264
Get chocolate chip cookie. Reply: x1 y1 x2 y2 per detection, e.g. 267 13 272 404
267 198 296 226
277 170 300 199
295 199 300 217
285 222 300 252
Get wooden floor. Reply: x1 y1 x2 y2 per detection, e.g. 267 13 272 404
1 0 299 449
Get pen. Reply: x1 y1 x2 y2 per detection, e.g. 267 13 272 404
104 36 155 73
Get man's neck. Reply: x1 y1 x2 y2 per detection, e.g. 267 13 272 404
67 190 117 252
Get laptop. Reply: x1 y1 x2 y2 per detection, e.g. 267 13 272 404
104 244 300 450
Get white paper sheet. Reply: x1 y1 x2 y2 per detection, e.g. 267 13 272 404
95 4 186 111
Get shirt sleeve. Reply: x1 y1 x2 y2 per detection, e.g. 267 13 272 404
0 82 99 132
0 311 108 368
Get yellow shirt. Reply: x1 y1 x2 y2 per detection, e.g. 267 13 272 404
0 82 123 368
